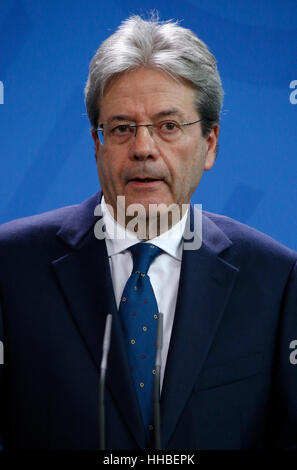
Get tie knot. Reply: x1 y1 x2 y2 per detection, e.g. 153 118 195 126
129 243 162 275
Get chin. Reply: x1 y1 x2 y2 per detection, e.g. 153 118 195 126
126 197 175 213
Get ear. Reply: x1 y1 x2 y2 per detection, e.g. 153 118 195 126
91 130 100 160
204 124 219 171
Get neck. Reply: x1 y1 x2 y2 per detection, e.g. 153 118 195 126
104 197 189 240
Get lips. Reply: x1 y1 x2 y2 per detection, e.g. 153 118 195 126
130 177 161 182
127 176 163 188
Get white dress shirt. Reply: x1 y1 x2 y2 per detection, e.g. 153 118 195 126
101 195 188 390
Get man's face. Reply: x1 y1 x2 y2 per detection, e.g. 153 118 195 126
93 67 218 219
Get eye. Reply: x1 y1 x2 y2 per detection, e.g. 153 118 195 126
159 121 180 133
111 124 132 136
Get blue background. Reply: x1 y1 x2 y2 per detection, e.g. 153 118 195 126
0 0 296 250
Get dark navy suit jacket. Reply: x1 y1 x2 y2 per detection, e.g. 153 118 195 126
0 191 296 450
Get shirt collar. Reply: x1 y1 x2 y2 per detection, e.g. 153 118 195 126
101 195 188 261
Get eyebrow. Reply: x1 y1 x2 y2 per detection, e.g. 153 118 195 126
106 108 185 125
106 115 134 125
152 108 185 120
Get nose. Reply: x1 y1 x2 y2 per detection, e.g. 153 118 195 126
129 125 158 161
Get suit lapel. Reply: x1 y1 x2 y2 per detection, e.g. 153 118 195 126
51 192 146 448
160 209 239 448
50 194 239 449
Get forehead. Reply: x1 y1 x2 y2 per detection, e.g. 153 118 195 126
99 67 197 120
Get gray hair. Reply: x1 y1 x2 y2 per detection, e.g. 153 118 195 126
85 14 223 138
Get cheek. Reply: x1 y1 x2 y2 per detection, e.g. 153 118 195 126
97 151 117 182
96 156 107 184
170 142 202 178
177 144 206 189
190 139 206 171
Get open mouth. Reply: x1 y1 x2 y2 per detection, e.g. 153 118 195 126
131 177 160 182
127 177 163 188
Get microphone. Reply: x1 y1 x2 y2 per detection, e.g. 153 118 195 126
99 313 113 450
153 312 163 450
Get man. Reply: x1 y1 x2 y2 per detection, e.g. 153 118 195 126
0 15 296 450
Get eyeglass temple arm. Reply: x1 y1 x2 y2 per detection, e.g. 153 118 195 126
181 119 202 127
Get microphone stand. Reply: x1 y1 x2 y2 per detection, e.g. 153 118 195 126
154 312 163 450
99 313 113 450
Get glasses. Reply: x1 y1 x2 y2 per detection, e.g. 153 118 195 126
94 119 202 145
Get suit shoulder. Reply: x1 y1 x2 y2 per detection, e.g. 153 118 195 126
203 211 297 263
0 204 78 246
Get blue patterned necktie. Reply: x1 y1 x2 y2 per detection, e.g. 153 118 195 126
119 242 162 439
